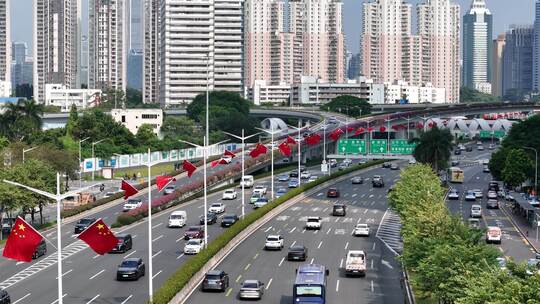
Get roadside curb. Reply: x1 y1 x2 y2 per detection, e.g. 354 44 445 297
170 164 379 304
500 203 539 254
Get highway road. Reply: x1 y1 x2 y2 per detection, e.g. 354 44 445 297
0 163 334 304
445 145 536 262
186 164 406 304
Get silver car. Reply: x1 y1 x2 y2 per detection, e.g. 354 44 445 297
239 280 264 300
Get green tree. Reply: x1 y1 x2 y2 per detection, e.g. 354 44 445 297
161 116 204 145
460 87 499 103
502 149 533 188
412 126 453 173
65 104 79 137
319 95 372 117
136 124 158 147
0 99 44 140
0 136 8 150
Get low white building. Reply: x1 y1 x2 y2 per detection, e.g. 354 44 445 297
44 84 101 112
0 81 11 97
248 80 291 105
110 108 163 135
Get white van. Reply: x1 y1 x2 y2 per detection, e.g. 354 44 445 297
240 175 254 188
168 210 187 228
486 226 502 244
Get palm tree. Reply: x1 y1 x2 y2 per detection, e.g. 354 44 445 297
19 99 44 129
411 125 453 173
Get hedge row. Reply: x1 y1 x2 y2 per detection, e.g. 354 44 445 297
150 159 386 304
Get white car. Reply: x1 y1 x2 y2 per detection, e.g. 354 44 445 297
465 190 476 201
168 210 187 228
308 176 317 183
164 185 176 195
487 191 498 200
300 171 311 179
222 189 237 200
123 199 142 212
343 158 352 165
253 185 267 195
305 216 322 230
486 226 502 244
473 189 483 199
408 159 417 165
448 189 460 200
470 204 482 218
353 224 370 237
209 202 225 214
183 238 205 254
264 235 284 250
250 191 264 203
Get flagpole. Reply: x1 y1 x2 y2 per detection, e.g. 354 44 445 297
254 128 279 200
3 176 98 304
286 122 306 186
147 148 154 303
223 131 260 219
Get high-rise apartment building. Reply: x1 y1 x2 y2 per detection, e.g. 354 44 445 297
503 26 533 96
158 0 244 105
143 0 160 103
127 0 144 51
33 0 79 102
11 42 33 89
462 0 492 93
417 0 460 103
89 0 126 92
533 1 540 91
0 0 9 92
361 0 412 84
12 42 26 65
492 34 505 97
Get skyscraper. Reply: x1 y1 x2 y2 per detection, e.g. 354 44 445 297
0 0 9 92
33 0 79 102
462 0 492 93
158 0 244 105
492 33 505 97
89 0 126 92
533 0 540 91
143 0 160 103
417 0 461 103
503 25 533 96
12 42 26 65
361 0 412 84
126 0 144 51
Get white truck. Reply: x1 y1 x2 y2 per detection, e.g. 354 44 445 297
345 250 367 277
240 175 254 188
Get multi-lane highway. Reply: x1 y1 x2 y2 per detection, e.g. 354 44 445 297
445 146 536 262
186 164 406 304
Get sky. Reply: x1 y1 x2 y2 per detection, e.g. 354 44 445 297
10 0 536 55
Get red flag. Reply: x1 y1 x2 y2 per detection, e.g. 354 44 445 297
278 142 292 156
249 143 267 158
416 123 424 129
77 219 118 255
329 129 344 141
121 180 139 199
286 136 296 145
355 128 364 136
305 133 321 145
347 126 354 132
156 176 176 191
379 126 386 132
224 150 236 158
182 160 197 178
428 122 434 128
2 217 43 262
367 127 374 132
211 158 229 168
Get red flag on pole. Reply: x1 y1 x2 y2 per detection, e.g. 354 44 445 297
354 128 364 136
2 217 44 262
305 133 321 145
182 160 197 178
249 143 267 158
347 126 354 132
211 158 229 168
77 219 119 255
121 180 139 199
379 126 386 132
367 127 374 132
416 123 424 129
278 142 292 156
223 150 236 158
156 176 176 191
329 129 344 141
286 136 296 145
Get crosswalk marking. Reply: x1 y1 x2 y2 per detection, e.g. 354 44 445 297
376 209 403 255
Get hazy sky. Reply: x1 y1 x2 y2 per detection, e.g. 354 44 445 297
10 0 536 55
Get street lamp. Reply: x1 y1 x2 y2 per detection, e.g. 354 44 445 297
385 117 397 155
255 127 281 201
91 139 107 181
287 122 308 186
321 119 330 176
223 131 260 219
523 146 538 196
22 146 38 162
3 175 97 304
79 137 90 188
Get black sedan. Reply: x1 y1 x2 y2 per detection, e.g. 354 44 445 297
221 214 239 227
200 212 218 225
116 258 145 281
74 218 96 234
0 290 10 304
351 177 364 184
382 163 391 168
287 245 308 261
109 234 133 253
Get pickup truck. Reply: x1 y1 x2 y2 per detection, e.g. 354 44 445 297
345 250 367 276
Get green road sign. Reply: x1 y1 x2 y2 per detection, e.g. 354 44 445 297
337 139 366 155
370 139 387 154
494 130 505 138
390 140 416 154
480 130 506 139
479 130 491 139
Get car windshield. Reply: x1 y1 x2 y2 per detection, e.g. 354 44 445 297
211 203 221 207
188 227 201 232
187 240 200 245
267 237 279 241
225 190 234 193
307 218 319 223
334 205 344 210
243 282 259 289
78 219 93 225
170 214 183 219
296 285 322 296
290 246 304 251
166 186 174 190
357 224 367 228
223 216 236 220
127 199 140 204
206 274 221 280
350 253 364 258
121 260 138 268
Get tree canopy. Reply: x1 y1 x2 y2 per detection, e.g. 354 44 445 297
412 125 453 173
460 87 499 103
319 95 372 117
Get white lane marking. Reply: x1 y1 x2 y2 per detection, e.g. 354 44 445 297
334 218 339 222
326 228 332 235
89 269 105 280
364 209 368 214
152 235 164 242
177 253 185 260
152 270 162 279
46 232 54 237
382 259 394 269
372 242 376 251
152 223 162 229
371 259 374 269
278 257 285 267
289 227 297 233
336 280 340 292
176 236 184 243
124 250 137 259
132 235 137 239
120 295 133 304
264 226 273 232
310 258 314 264
291 241 297 247
344 242 349 250
317 241 323 249
357 217 362 223
56 269 73 279
266 278 273 290
339 258 344 268
301 229 306 234
371 280 374 292
49 293 67 304
352 194 357 198
86 294 100 304
92 254 100 259
369 194 374 198
13 293 31 304
152 250 162 258
16 262 24 266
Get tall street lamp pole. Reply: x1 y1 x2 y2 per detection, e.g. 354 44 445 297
91 139 106 181
287 122 307 186
223 131 260 219
79 137 90 188
22 146 38 163
3 175 97 304
524 146 538 196
256 127 281 201
385 117 396 156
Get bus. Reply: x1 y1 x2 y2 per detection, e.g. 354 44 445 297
448 167 464 183
293 264 329 304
